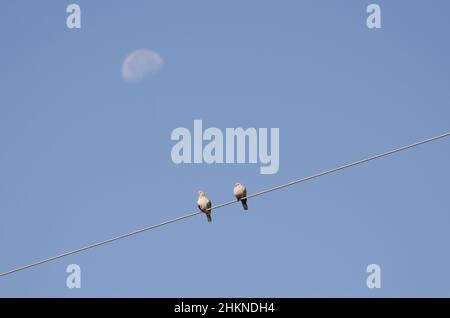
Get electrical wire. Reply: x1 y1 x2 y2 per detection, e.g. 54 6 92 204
0 132 448 278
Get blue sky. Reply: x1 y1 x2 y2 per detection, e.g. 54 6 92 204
0 1 449 297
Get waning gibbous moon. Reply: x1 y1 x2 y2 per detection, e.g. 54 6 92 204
121 49 164 82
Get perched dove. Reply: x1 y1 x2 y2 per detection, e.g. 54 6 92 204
233 182 248 210
197 191 212 222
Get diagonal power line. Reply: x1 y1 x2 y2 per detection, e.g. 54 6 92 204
0 132 449 278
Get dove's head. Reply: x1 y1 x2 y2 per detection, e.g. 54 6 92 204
235 182 241 187
198 190 205 197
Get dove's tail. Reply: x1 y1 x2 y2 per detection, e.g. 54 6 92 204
241 199 248 211
206 212 212 223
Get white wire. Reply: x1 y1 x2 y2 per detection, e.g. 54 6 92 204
0 132 448 278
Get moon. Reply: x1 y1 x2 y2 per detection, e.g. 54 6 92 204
121 49 164 82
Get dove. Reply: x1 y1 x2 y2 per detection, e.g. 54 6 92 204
233 183 248 210
197 191 212 222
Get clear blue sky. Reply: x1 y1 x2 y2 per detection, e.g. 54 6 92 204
0 1 449 297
